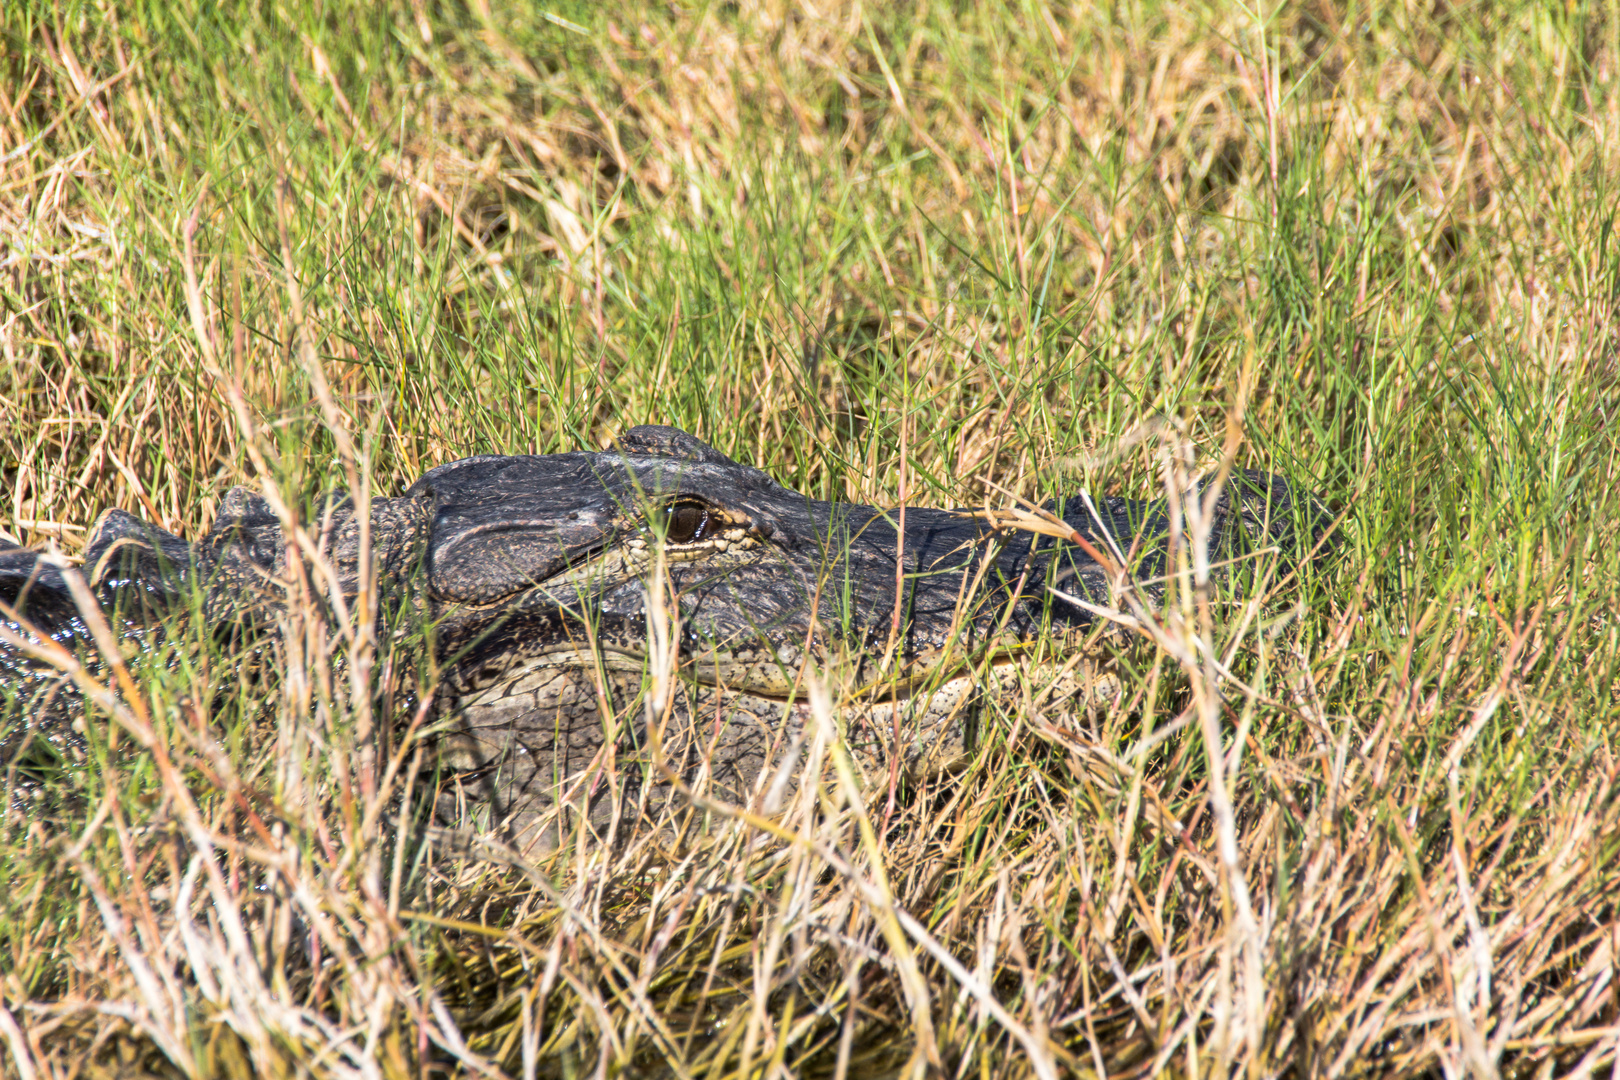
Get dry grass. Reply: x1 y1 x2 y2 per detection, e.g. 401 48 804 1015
2 0 1619 1076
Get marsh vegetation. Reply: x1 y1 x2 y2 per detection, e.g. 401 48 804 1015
1 0 1617 1076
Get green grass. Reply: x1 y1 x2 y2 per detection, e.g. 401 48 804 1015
2 0 1618 1076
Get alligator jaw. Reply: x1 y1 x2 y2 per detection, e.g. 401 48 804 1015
436 644 1122 852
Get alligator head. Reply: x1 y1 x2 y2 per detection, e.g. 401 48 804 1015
1 426 1333 847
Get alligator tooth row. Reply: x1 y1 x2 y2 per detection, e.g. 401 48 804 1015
622 529 755 556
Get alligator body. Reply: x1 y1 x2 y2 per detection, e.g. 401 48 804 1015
1 427 1332 845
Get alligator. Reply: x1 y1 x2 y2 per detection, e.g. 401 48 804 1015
0 426 1333 846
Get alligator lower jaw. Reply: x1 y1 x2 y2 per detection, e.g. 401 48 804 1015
432 649 1120 850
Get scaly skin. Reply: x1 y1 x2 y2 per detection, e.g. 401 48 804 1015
0 427 1332 845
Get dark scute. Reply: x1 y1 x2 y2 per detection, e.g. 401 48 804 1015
0 543 77 631
215 486 280 529
412 456 620 604
429 529 578 604
615 425 740 466
1206 468 1338 569
204 488 284 576
83 510 194 623
85 510 193 578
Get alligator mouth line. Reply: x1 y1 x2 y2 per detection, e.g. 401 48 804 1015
546 525 766 587
453 632 1113 710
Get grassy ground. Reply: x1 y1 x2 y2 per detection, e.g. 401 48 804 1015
2 0 1618 1075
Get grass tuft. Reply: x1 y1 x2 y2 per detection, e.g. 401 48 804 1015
2 0 1619 1076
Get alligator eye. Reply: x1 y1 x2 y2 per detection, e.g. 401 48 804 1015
663 501 710 544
